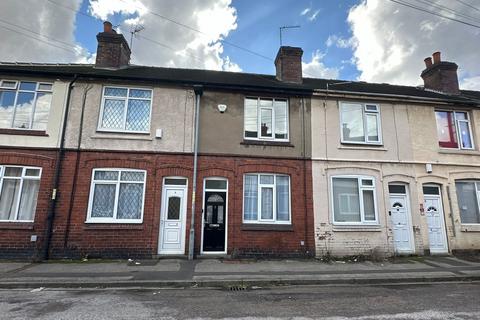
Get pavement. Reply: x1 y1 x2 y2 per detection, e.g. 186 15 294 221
0 255 479 289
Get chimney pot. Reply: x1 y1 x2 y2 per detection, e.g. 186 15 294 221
274 46 303 83
424 57 433 68
103 21 113 33
432 51 441 64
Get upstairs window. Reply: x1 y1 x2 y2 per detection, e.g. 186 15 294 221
244 97 288 141
87 169 146 223
243 174 290 224
0 166 41 222
331 176 378 224
435 110 474 150
340 103 381 144
0 80 53 130
455 181 480 224
98 87 152 133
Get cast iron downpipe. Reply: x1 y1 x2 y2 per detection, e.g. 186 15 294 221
42 75 78 260
188 85 203 260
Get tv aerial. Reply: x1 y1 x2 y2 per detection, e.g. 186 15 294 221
130 24 146 49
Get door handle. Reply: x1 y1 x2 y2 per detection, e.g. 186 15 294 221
388 211 392 216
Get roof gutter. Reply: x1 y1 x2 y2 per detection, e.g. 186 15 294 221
42 74 78 260
313 89 477 105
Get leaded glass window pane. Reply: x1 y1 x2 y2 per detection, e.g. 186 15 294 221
167 196 181 220
91 184 115 218
94 171 118 181
117 183 143 219
129 89 151 99
121 171 145 182
126 99 150 131
102 99 125 129
105 87 127 97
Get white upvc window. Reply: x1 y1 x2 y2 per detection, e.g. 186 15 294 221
0 80 53 130
86 169 146 223
98 86 152 133
435 110 474 150
340 102 382 144
455 180 480 224
0 166 42 222
243 174 291 224
244 97 289 141
331 175 378 225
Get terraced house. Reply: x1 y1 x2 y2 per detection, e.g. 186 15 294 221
0 22 479 260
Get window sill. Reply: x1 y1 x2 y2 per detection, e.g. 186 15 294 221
241 223 293 231
438 149 480 156
0 128 48 137
338 144 386 151
241 140 294 147
332 224 382 232
460 224 480 232
92 133 153 141
84 223 144 230
0 221 34 230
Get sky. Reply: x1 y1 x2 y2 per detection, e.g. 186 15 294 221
0 0 480 89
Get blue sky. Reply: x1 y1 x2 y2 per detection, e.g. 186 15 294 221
71 0 360 79
1 0 480 89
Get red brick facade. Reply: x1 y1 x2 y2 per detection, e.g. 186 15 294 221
0 147 314 259
0 148 58 260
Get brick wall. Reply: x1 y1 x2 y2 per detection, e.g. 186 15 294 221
0 148 58 260
46 151 314 259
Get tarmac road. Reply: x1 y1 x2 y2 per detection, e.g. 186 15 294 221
0 282 479 319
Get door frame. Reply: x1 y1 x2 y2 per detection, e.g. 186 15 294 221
200 177 228 255
388 183 415 254
158 177 188 255
423 184 449 254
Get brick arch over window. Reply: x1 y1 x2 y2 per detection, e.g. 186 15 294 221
0 152 55 168
81 158 153 169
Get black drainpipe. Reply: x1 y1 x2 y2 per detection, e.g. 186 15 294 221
42 75 78 260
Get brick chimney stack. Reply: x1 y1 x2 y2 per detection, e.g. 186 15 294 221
274 46 303 83
421 51 460 95
95 21 131 69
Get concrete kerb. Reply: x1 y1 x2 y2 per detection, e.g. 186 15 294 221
1 275 480 290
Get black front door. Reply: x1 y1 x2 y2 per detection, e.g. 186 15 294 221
202 192 226 252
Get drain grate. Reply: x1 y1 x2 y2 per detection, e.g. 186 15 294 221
227 285 248 291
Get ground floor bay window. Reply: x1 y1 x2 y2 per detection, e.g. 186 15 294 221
86 169 146 223
455 181 480 224
243 174 290 224
0 166 41 221
331 176 378 224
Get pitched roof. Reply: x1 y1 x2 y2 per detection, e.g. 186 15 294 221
0 62 478 105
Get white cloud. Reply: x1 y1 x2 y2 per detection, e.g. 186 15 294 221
308 9 321 22
346 0 480 89
461 76 480 90
300 8 311 16
0 0 90 63
88 0 240 71
326 35 355 48
302 50 339 79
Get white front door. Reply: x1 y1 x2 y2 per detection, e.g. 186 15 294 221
424 190 448 254
389 194 414 254
158 188 186 254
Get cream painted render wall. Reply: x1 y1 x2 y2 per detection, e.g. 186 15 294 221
0 76 69 148
311 96 480 257
64 82 195 153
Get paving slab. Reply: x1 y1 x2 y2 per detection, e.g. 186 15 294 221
0 263 31 274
